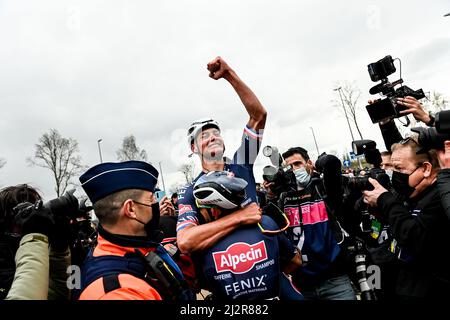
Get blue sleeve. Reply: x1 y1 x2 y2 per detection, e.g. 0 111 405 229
232 125 264 167
277 232 296 261
176 184 200 233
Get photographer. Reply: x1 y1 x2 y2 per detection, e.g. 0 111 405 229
0 184 72 300
263 147 356 300
158 195 177 240
363 137 450 299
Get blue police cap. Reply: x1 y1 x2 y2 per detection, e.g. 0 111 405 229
79 160 159 204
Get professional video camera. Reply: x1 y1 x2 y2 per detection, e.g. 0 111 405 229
366 55 426 124
411 110 450 152
262 146 297 195
345 140 390 191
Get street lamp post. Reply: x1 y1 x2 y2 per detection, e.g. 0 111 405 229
97 139 103 163
158 161 166 193
310 127 320 156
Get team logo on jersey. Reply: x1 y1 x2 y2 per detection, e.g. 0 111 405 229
178 204 193 215
212 241 268 274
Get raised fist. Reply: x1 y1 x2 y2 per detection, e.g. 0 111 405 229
207 56 232 80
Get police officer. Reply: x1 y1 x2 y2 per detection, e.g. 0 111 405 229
77 160 186 300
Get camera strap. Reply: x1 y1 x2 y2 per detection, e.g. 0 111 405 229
313 181 349 245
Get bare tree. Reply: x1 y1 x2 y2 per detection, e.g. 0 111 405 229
28 129 84 197
423 91 449 113
0 158 6 169
168 182 183 195
333 81 364 139
116 135 148 161
179 161 195 184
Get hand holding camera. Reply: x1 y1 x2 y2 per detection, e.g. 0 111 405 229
366 55 425 124
13 201 55 237
397 96 431 124
13 189 89 250
159 196 175 216
363 178 389 207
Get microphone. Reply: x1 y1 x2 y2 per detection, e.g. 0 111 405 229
369 83 385 95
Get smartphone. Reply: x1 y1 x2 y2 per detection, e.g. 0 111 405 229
155 190 166 202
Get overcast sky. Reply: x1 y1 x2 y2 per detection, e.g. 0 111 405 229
1 0 449 200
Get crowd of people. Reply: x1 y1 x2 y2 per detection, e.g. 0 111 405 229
1 56 450 301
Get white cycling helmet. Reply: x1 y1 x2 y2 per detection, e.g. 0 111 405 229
193 171 248 210
187 118 220 147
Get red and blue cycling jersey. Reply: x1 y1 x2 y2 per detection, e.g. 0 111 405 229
176 125 303 299
177 125 263 233
199 215 301 300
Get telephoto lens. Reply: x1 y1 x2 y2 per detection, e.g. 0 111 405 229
355 253 377 300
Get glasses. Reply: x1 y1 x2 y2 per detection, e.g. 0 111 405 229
258 202 290 235
131 200 154 208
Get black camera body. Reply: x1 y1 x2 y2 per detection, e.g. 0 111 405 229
345 140 390 191
410 110 450 153
366 55 425 124
346 168 390 192
12 190 88 227
262 146 297 195
262 164 297 195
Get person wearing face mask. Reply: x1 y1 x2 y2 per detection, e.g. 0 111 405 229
363 137 450 299
76 160 192 300
380 151 394 181
264 147 357 300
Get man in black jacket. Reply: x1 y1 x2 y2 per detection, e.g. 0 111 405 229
363 137 450 299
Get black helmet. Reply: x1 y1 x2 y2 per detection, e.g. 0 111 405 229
193 171 247 209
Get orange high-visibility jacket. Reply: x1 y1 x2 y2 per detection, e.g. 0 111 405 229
78 235 162 300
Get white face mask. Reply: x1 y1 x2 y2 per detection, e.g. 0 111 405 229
385 169 393 180
294 167 311 189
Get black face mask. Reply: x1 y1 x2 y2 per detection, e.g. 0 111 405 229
391 167 420 198
144 202 160 240
134 201 161 241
